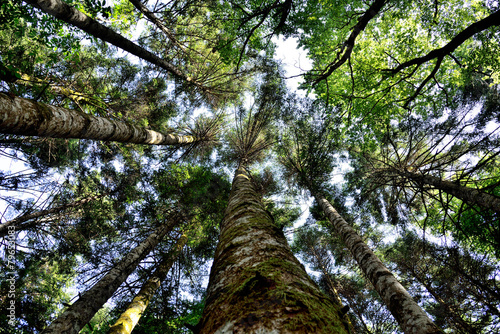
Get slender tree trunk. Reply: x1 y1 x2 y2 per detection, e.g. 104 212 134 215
307 245 355 333
197 165 349 333
42 220 178 334
108 233 188 334
0 92 195 145
0 193 107 237
405 266 477 334
308 245 344 307
400 170 500 214
313 193 442 334
22 0 207 91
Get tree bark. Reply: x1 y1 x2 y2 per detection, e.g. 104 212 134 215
400 170 500 214
0 92 195 145
313 193 442 334
42 220 178 334
0 193 107 237
22 0 207 91
197 165 349 333
108 233 188 334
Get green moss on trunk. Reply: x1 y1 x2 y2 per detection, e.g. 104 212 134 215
197 166 349 333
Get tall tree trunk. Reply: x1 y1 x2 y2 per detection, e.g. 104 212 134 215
0 193 107 237
400 170 500 214
197 165 349 333
42 220 178 334
313 193 442 334
108 233 188 334
0 92 196 145
22 0 209 93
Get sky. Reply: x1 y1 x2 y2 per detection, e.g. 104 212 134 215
274 37 312 95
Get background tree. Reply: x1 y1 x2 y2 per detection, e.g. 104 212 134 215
277 98 441 333
345 102 500 256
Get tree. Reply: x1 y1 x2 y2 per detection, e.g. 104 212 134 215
292 222 400 334
292 224 354 330
346 110 500 255
385 232 500 332
0 192 108 237
293 0 500 124
22 0 210 97
195 78 351 333
278 99 441 333
0 253 76 333
2 1 500 333
0 92 209 146
108 233 188 334
42 218 178 334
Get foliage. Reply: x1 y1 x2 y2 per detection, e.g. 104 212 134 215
1 0 500 332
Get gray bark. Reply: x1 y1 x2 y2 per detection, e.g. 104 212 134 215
0 92 195 145
198 165 349 333
313 193 442 334
42 220 178 334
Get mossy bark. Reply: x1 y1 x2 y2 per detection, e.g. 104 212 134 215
109 234 188 334
0 92 195 145
42 220 178 334
197 165 349 333
313 193 442 334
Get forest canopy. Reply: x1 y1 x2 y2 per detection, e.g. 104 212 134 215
1 0 499 333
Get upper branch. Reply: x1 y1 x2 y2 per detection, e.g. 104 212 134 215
385 9 500 75
312 0 387 85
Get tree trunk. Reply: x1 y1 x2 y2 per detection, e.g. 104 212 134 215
406 266 477 334
108 233 188 334
0 92 195 145
42 220 178 334
128 0 188 55
197 165 349 333
0 193 107 237
22 0 207 92
313 193 442 334
307 245 355 333
400 170 500 214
